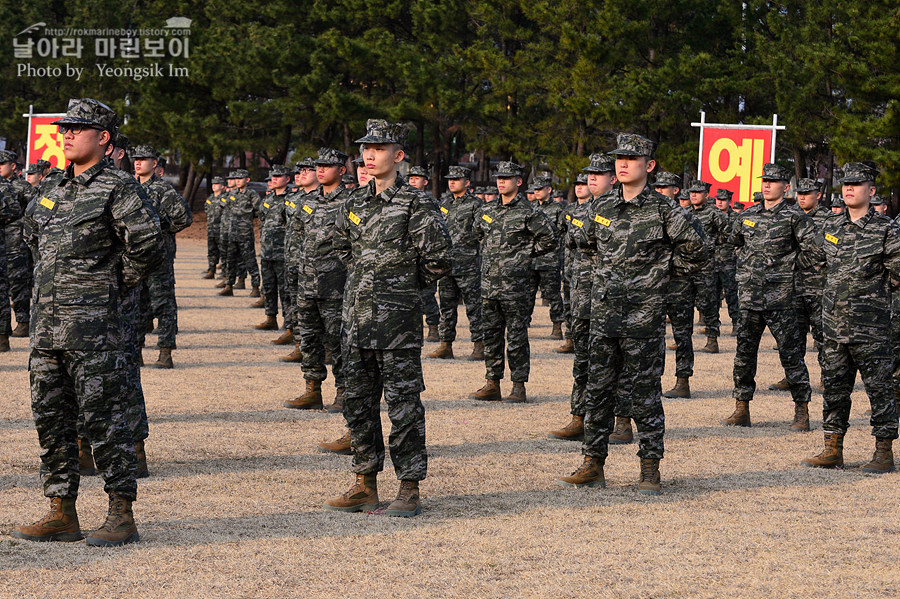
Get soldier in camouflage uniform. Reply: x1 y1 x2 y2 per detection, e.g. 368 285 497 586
803 163 899 473
831 194 844 214
324 120 451 517
427 165 485 361
554 176 584 356
132 145 193 368
0 159 23 351
11 99 163 547
529 175 566 339
284 148 351 412
202 176 226 279
559 134 707 495
24 163 45 188
255 165 292 331
722 163 824 431
468 162 556 404
870 193 886 215
0 150 37 338
219 168 261 297
407 165 442 342
712 188 740 335
484 186 498 203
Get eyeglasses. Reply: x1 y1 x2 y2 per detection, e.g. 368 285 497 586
57 124 101 135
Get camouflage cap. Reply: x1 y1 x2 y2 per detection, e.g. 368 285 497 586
752 191 764 202
475 187 487 194
832 195 845 207
793 178 819 193
354 118 409 146
316 147 349 166
486 186 499 195
25 163 43 175
408 165 430 178
233 168 250 178
211 176 225 185
553 190 565 198
52 98 119 134
609 133 655 158
686 180 712 193
114 133 129 149
131 144 158 159
269 165 290 177
294 157 316 171
870 193 884 205
532 175 552 189
582 152 615 173
36 159 51 170
757 163 791 181
342 173 356 184
652 170 681 188
445 165 471 180
575 173 588 185
677 189 690 201
714 189 734 201
840 162 877 184
227 170 240 179
0 150 16 163
733 202 745 210
157 157 167 170
351 156 364 166
494 161 523 178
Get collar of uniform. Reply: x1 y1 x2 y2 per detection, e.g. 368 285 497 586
693 203 708 213
62 159 107 187
805 204 824 218
499 193 525 208
842 206 876 228
611 184 651 208
319 182 346 202
759 198 787 213
366 175 404 203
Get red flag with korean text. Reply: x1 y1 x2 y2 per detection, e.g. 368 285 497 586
700 127 773 207
26 115 66 169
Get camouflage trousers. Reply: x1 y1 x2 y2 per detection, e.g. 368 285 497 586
219 229 245 281
225 229 258 287
666 277 696 379
260 259 288 320
283 263 299 331
562 277 572 340
437 271 483 343
296 297 344 387
145 240 178 349
421 284 440 326
821 340 899 439
6 232 32 324
715 265 740 330
690 270 721 337
482 297 531 382
569 317 591 416
583 335 666 460
343 346 427 481
529 268 564 324
795 293 825 371
733 309 811 403
893 293 900 395
0 244 9 335
29 349 138 500
206 226 221 270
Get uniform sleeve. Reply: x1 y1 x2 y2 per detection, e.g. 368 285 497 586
332 202 352 268
162 186 192 233
110 180 165 289
528 209 557 257
665 204 708 278
410 193 451 288
0 186 22 225
883 220 900 280
793 211 825 270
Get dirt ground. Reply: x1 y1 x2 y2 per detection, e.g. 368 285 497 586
1 234 897 599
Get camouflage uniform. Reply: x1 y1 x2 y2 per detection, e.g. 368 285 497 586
530 176 566 325
437 166 483 343
204 176 225 272
258 165 291 321
686 180 728 339
793 179 829 368
730 164 824 406
409 166 442 329
333 120 451 481
1 156 37 330
0 170 24 337
225 170 261 288
712 189 740 329
475 163 556 382
283 157 316 331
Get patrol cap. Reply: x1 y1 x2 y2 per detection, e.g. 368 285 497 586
652 171 681 188
752 191 764 202
341 174 356 185
351 156 364 166
24 163 43 175
408 165 430 178
355 119 409 146
294 157 316 172
475 187 487 194
575 173 588 185
269 165 290 177
840 162 877 184
609 133 655 158
757 163 791 181
52 98 118 134
114 133 129 150
227 170 240 180
832 195 845 206
157 157 167 170
131 144 158 159
870 194 884 206
553 190 565 198
677 189 690 201
233 168 249 178
0 150 16 163
582 152 615 174
211 176 225 185
532 175 552 189
445 165 470 180
794 178 819 193
714 189 734 201
687 180 712 193
486 186 499 195
733 202 745 210
494 161 523 178
36 159 51 170
316 147 349 166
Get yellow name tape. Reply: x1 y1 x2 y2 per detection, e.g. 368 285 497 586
303 205 314 215
40 196 55 210
565 214 571 221
263 202 270 209
230 196 236 201
825 233 839 245
348 211 361 225
205 199 211 205
440 206 449 215
594 215 611 227
743 219 756 227
482 214 493 224
572 218 583 228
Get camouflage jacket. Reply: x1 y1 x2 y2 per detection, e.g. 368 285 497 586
143 174 192 234
795 204 831 297
533 198 565 271
334 176 451 349
822 209 900 344
715 207 739 267
564 199 599 320
0 182 23 244
258 190 289 261
572 185 708 338
438 191 482 276
730 199 824 311
691 203 730 272
283 188 307 264
294 184 350 300
475 194 556 300
205 191 225 232
27 160 164 350
3 175 37 236
227 187 260 235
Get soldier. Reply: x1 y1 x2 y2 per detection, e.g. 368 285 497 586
427 165 484 361
11 98 163 546
871 193 886 215
407 165 441 342
554 174 588 356
24 163 45 188
202 176 226 279
475 186 486 201
0 157 23 352
214 173 238 287
548 154 615 440
831 195 845 214
219 168 261 297
324 119 450 517
284 148 350 412
255 165 292 331
803 163 899 473
132 145 193 368
712 189 740 336
484 187 498 203
722 163 824 430
529 175 566 339
468 162 555 403
1 150 37 339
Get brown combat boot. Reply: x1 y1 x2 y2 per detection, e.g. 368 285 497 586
427 341 453 359
323 474 378 512
802 432 844 469
249 285 261 298
79 439 98 476
254 315 278 330
701 336 719 354
638 458 662 495
218 284 234 296
550 322 564 340
790 401 810 432
557 456 606 488
11 321 29 337
769 377 791 391
271 328 294 345
469 379 502 401
504 381 527 403
327 387 344 414
467 341 485 361
861 438 895 474
663 377 691 399
609 417 634 444
283 379 323 410
318 431 351 455
666 340 677 351
85 493 139 547
234 277 246 290
385 480 422 517
0 334 9 352
202 265 216 279
554 338 574 354
548 415 584 441
154 348 174 369
11 497 82 542
425 324 440 342
721 400 751 427
251 297 265 308
280 342 303 362
135 440 149 478
215 280 227 288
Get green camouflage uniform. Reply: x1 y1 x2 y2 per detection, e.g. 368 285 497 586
1 158 37 328
530 176 566 325
712 189 740 329
410 166 442 328
686 181 728 339
259 165 291 321
793 180 829 371
225 171 260 287
0 171 24 336
204 177 225 271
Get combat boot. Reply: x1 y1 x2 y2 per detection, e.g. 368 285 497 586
251 297 265 308
271 328 294 345
861 438 895 474
721 400 751 427
469 379 502 401
218 284 234 296
323 474 378 512
547 415 584 441
11 321 29 337
280 342 303 363
666 340 677 350
554 338 574 354
701 336 719 354
550 322 563 340
425 324 440 342
790 401 810 432
249 285 261 298
135 441 149 479
609 417 634 444
318 431 351 455
638 458 661 495
802 432 844 469
154 348 174 369
215 280 227 289
504 382 527 403
202 265 216 279
467 341 485 361
327 387 344 414
254 315 278 330
85 493 139 547
769 377 791 391
663 377 691 399
385 480 422 517
78 438 98 476
11 497 82 542
283 379 323 410
234 277 246 290
0 334 9 352
427 341 453 359
557 456 605 488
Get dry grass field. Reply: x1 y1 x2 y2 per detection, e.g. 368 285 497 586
1 233 898 598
